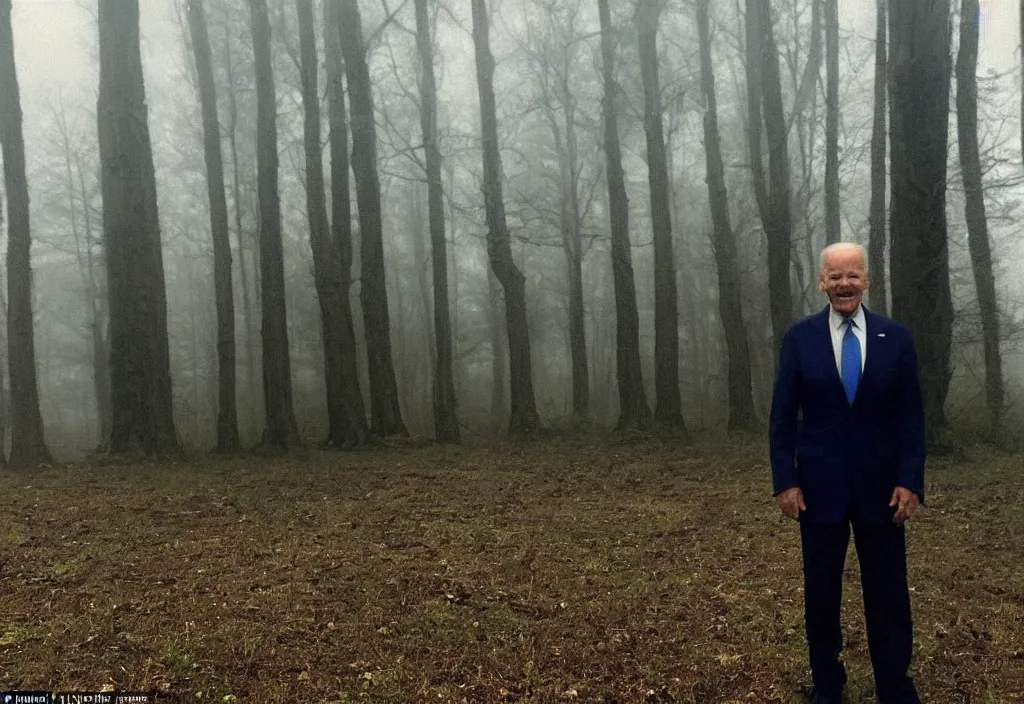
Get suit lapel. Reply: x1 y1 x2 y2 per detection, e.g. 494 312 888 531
855 307 890 408
812 307 849 405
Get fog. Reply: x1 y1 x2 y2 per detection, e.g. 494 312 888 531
3 0 1023 456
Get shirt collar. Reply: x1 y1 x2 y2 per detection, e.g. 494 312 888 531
829 304 865 331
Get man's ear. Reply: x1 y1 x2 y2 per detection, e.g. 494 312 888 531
818 277 827 293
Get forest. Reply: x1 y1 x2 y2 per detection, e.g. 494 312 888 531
0 0 1022 701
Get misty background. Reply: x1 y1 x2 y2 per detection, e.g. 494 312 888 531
3 0 1023 457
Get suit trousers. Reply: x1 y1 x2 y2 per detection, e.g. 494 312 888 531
800 518 920 703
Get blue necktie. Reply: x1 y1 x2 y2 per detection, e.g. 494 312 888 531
841 319 861 405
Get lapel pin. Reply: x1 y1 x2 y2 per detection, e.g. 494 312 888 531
877 333 886 337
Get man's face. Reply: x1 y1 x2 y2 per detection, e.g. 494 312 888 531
819 248 869 316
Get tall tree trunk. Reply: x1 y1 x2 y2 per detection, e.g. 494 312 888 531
76 151 112 446
296 0 361 447
186 0 240 452
956 0 1004 438
338 0 406 437
889 0 952 441
868 0 888 315
249 0 299 448
561 74 589 420
1 0 50 466
223 24 258 429
324 0 369 447
471 0 540 435
1 0 51 466
744 0 794 355
598 0 650 430
637 0 684 432
487 269 508 430
824 0 840 244
415 0 459 442
97 0 179 454
697 0 757 432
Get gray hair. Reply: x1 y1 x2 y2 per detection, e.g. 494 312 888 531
819 242 868 274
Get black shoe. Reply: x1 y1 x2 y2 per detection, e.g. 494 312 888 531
803 687 844 704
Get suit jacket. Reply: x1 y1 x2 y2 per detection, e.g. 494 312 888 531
769 306 926 523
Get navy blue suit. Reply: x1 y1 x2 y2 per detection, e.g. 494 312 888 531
770 306 925 703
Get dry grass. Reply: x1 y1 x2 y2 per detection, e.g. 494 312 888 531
0 435 1021 703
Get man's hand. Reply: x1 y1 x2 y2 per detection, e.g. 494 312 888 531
889 486 920 526
776 487 806 521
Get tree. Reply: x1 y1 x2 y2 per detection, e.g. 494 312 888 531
324 0 369 447
0 0 51 466
186 0 240 452
414 0 459 442
868 0 888 315
744 0 794 353
298 0 366 448
824 0 840 244
338 0 407 437
888 0 953 440
471 0 540 434
97 0 179 453
249 0 299 448
696 0 757 432
956 0 1004 437
636 0 684 431
598 0 650 430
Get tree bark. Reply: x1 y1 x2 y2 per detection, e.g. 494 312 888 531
249 0 300 448
223 23 258 429
868 0 888 316
637 0 684 432
1 0 51 466
414 0 459 442
186 0 240 452
956 0 1004 437
824 0 840 244
296 0 361 447
744 0 794 356
471 0 540 435
598 0 650 430
888 0 952 441
97 0 179 455
697 0 757 432
324 0 369 447
338 0 407 437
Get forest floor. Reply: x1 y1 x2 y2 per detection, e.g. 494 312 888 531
0 434 1021 703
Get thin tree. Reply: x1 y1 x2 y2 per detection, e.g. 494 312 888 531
337 0 407 437
324 0 369 447
636 0 684 431
414 0 459 442
471 0 540 434
186 0 240 452
0 0 50 466
888 0 953 440
97 0 179 453
696 0 757 432
598 0 650 430
956 0 1004 437
222 17 258 421
868 0 888 315
249 0 300 447
824 0 840 244
744 0 794 353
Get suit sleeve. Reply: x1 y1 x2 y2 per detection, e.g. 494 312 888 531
896 332 926 502
769 327 800 495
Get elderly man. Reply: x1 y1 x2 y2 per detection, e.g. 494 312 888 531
769 242 925 704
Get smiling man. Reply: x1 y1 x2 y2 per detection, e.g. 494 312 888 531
769 243 926 704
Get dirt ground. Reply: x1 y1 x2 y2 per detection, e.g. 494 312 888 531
1 435 1021 703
